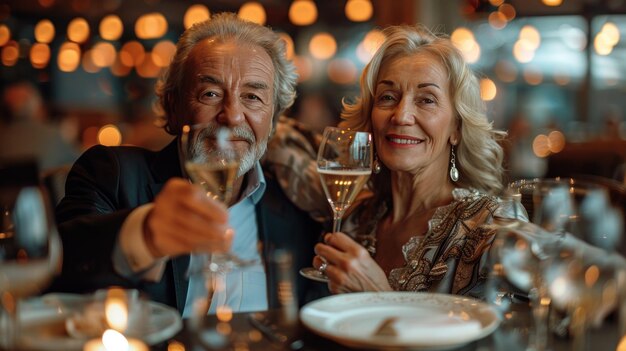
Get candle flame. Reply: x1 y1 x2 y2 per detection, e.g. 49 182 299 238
102 329 129 351
105 288 128 332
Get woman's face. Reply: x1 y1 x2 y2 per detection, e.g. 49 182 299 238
371 52 459 176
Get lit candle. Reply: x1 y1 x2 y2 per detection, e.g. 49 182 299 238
83 329 148 351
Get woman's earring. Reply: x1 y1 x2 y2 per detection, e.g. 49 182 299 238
373 154 381 174
449 145 459 182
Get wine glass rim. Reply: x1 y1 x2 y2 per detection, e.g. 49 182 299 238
508 177 605 192
322 126 371 136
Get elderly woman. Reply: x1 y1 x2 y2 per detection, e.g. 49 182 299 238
312 24 525 298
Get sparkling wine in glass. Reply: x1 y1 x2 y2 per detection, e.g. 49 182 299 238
300 127 372 282
183 124 240 205
0 186 61 350
318 168 371 233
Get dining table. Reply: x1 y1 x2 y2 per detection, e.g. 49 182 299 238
156 303 622 351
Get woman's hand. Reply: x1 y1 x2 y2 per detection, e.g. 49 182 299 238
313 232 392 294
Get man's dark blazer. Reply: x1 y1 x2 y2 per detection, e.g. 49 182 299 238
50 139 327 313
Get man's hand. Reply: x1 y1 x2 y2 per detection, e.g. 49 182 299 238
143 178 232 258
313 232 392 294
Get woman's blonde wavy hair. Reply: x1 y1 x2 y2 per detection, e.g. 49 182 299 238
341 24 506 196
154 12 298 135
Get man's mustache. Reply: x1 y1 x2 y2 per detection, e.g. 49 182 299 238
196 124 256 145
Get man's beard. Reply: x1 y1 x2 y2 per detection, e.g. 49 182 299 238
189 123 269 177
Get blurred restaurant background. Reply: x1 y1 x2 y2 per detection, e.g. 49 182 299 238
1 0 626 191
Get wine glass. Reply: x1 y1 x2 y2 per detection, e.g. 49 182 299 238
498 178 579 351
299 126 373 282
544 247 619 351
181 123 259 268
0 186 62 350
541 180 623 351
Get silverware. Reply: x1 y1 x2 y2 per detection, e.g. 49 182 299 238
248 312 304 350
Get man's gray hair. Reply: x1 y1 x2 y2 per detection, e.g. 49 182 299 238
155 12 298 135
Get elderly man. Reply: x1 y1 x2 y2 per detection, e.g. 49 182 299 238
51 13 324 316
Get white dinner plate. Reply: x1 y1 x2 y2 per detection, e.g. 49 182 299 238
300 291 501 350
14 293 182 351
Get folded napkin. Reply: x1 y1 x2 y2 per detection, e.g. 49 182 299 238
373 314 482 344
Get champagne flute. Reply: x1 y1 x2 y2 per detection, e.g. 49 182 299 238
0 186 62 350
182 123 266 350
181 123 260 319
182 123 258 268
300 127 372 282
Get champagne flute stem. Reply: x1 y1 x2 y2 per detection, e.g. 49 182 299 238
571 306 588 351
0 295 19 350
528 286 550 351
331 214 343 233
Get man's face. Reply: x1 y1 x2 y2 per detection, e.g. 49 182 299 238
181 39 275 176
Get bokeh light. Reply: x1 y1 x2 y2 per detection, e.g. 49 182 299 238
488 11 507 30
327 58 357 84
513 41 535 63
451 27 475 52
499 4 516 21
136 53 161 78
542 0 563 6
362 29 384 54
184 4 210 29
548 130 566 153
532 134 551 157
110 56 132 77
135 13 168 40
289 0 317 26
345 0 373 22
523 68 543 85
100 15 123 41
1 41 19 67
39 0 55 7
34 19 55 43
119 41 145 67
601 22 620 46
480 78 497 101
91 42 116 68
293 55 312 82
309 32 337 60
67 17 90 44
216 306 233 322
82 50 101 73
357 29 384 64
98 124 123 146
519 25 541 51
553 71 571 85
152 40 176 67
0 25 10 47
494 60 518 83
30 42 50 68
451 27 481 62
594 37 613 55
57 41 81 72
238 2 266 25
